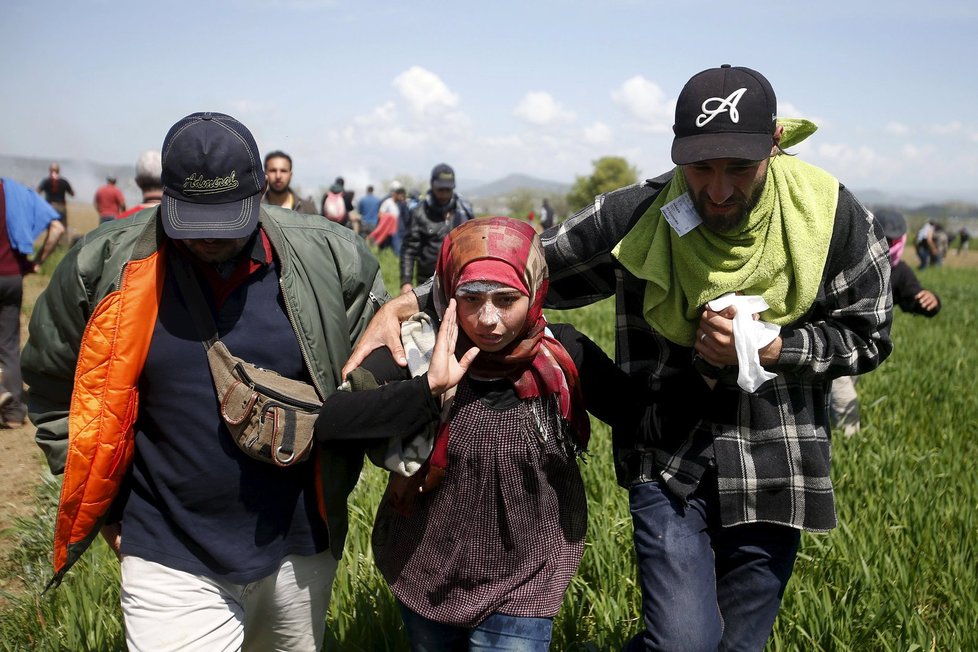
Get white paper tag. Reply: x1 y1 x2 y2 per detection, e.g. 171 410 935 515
661 193 702 237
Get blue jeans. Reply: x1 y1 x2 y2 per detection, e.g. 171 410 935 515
398 602 553 651
623 478 801 652
917 242 938 269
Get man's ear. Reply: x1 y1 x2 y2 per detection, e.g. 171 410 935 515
772 125 784 152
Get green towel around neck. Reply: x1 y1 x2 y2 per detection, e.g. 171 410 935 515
612 119 838 346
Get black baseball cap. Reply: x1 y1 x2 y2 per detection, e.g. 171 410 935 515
873 208 908 240
160 112 266 240
430 163 456 190
671 65 778 165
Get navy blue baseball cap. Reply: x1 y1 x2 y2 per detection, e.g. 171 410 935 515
430 163 456 190
672 65 778 165
160 112 266 240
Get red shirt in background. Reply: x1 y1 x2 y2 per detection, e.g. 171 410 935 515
95 184 126 218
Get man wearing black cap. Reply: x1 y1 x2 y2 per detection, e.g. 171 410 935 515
346 65 893 650
399 162 474 294
831 207 940 436
23 112 387 651
543 64 893 651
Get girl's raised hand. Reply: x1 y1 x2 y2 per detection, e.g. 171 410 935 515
427 298 480 396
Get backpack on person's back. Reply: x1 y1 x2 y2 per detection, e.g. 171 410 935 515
322 190 348 225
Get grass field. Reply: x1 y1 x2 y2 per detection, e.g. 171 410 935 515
1 243 975 651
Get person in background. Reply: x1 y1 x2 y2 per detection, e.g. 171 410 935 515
369 181 404 250
317 217 644 650
407 189 421 213
22 111 386 651
539 198 555 230
357 184 382 238
322 178 351 227
0 177 64 427
391 185 412 255
915 220 940 270
831 207 940 436
37 162 73 236
346 64 893 650
932 223 949 266
261 150 318 215
957 226 971 254
94 176 127 224
118 150 164 219
322 177 356 224
399 163 474 294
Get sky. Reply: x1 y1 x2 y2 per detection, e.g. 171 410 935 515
2 0 977 203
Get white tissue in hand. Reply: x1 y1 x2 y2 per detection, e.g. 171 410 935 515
707 293 780 393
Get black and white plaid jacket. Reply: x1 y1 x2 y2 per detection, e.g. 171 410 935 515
542 170 893 532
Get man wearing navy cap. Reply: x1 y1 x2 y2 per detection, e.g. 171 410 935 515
347 65 894 650
399 162 474 294
23 111 388 651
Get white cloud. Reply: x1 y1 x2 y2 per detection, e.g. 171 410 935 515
776 102 827 132
393 66 459 115
929 121 963 135
583 122 613 145
817 142 883 168
810 141 911 189
778 102 807 119
484 134 526 149
884 121 910 135
322 66 475 164
611 76 673 132
899 143 934 160
353 101 398 127
513 91 575 126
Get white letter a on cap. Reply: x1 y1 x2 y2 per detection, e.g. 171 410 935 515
696 88 748 127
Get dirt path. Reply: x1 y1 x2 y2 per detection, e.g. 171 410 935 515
0 277 56 604
0 204 99 540
0 423 47 531
0 270 55 538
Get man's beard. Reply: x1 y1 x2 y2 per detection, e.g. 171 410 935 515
690 177 766 235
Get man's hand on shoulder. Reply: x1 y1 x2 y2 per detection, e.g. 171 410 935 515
343 291 421 376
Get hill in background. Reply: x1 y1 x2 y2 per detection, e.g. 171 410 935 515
466 173 570 200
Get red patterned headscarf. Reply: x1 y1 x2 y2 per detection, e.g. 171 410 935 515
389 217 590 512
433 216 590 448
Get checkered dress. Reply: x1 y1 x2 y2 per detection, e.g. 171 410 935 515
541 171 893 532
372 378 586 627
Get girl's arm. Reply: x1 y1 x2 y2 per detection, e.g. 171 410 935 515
548 322 649 429
316 299 479 443
315 347 439 443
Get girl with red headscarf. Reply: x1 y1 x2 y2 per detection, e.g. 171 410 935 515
316 217 644 649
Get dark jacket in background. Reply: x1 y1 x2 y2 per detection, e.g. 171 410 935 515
399 192 474 287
